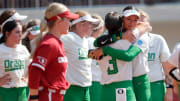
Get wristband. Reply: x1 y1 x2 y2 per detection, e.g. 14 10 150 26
30 95 39 100
166 84 173 88
169 67 180 82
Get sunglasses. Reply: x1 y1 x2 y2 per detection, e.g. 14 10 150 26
29 26 40 31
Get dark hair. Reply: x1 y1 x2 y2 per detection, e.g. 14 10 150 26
22 37 31 52
122 6 139 32
0 9 16 25
123 5 139 12
0 20 18 44
105 12 122 36
22 19 40 52
26 19 40 30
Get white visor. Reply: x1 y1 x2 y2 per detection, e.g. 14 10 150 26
30 30 40 36
1 12 27 31
11 12 27 21
71 15 100 26
93 20 104 30
122 10 140 18
21 26 40 39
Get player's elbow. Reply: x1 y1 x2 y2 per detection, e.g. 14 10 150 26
121 53 135 62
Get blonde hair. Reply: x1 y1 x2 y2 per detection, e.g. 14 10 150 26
43 2 69 29
74 10 89 17
91 14 104 38
139 10 150 22
139 10 152 32
41 2 69 38
45 3 68 20
31 2 69 58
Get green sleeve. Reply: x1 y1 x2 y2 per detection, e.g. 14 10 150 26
102 45 141 62
94 38 98 47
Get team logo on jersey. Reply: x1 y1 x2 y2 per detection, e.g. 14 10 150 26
137 40 143 45
78 48 89 59
37 56 47 66
148 52 156 61
58 57 68 63
116 88 126 101
4 59 25 72
117 88 125 94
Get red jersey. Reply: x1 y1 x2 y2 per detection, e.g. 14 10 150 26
29 34 69 90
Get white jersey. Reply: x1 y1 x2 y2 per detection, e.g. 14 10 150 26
0 43 30 88
147 33 171 82
132 33 149 77
61 32 92 87
98 40 133 85
87 37 102 82
168 43 180 67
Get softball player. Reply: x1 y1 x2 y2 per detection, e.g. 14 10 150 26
90 11 137 101
28 3 79 101
147 33 170 100
22 19 41 53
61 10 99 101
120 7 151 101
139 11 172 101
0 20 30 101
88 14 104 101
0 9 27 39
91 6 151 101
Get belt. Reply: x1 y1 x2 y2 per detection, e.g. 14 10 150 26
38 86 66 95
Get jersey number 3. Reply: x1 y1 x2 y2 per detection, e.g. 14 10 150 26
107 57 118 75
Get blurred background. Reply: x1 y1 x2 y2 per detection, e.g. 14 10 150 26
0 0 180 51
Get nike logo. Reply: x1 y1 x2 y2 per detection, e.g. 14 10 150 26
101 40 108 44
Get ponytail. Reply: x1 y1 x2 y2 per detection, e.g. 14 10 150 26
36 20 48 45
0 34 6 44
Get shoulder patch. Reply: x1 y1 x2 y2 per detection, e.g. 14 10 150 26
37 56 47 66
137 40 143 45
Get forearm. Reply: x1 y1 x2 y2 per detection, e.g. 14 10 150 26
29 66 43 101
0 74 11 86
102 45 141 61
29 88 39 101
163 61 180 82
162 61 176 74
0 78 3 86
